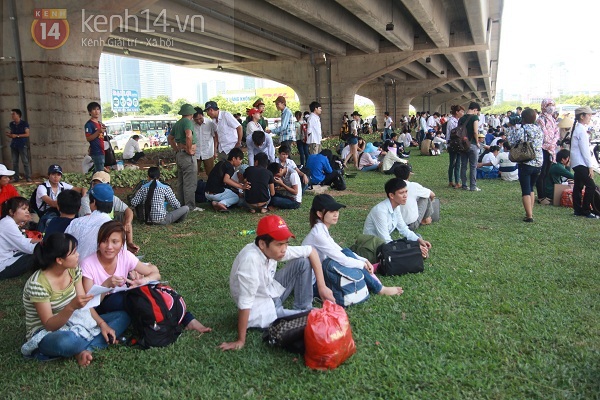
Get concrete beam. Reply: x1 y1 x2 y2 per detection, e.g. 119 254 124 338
103 42 214 64
335 0 414 51
417 54 446 77
265 0 380 53
147 1 302 58
108 30 244 62
401 0 450 48
208 0 348 56
102 46 186 65
463 0 488 45
399 63 428 80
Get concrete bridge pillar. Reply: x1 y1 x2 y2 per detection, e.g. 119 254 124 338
0 0 157 175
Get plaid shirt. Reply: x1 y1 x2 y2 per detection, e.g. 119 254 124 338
131 180 181 222
272 107 296 142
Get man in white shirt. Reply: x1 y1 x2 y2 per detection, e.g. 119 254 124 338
204 101 242 162
306 101 323 155
193 109 217 176
66 183 116 260
394 164 437 231
498 141 518 181
122 135 145 163
383 111 393 141
418 112 428 143
363 178 431 257
219 215 334 351
427 112 440 132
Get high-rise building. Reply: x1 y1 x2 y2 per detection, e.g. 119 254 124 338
98 54 141 104
243 76 255 90
139 60 172 99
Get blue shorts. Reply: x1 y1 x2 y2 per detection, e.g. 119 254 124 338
348 136 359 145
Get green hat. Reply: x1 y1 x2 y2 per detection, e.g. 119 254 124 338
178 103 196 116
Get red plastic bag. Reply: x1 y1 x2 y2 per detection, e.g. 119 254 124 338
25 230 43 241
304 300 356 370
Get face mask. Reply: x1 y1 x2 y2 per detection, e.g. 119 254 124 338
545 105 556 114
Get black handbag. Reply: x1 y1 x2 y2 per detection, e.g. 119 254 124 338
377 238 424 276
262 310 311 354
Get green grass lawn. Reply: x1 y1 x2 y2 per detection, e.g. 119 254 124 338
1 143 599 399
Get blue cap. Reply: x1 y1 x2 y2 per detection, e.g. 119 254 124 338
204 101 219 111
89 183 114 203
48 164 62 175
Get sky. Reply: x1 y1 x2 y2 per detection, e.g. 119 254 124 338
168 0 600 103
496 0 600 96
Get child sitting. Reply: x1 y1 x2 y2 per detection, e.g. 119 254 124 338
243 152 274 213
44 190 81 236
267 162 301 209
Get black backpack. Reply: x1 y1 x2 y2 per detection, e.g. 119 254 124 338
195 179 207 203
124 284 186 349
448 118 471 153
29 183 63 217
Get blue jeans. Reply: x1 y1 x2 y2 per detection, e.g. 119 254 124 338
517 164 541 197
460 144 479 189
273 258 313 312
36 311 130 359
205 188 240 208
11 146 31 179
448 150 460 184
91 154 105 172
270 194 301 209
360 164 379 172
296 140 309 167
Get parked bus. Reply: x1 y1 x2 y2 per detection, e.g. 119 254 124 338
104 116 177 150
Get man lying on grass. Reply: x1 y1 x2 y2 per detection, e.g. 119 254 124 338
219 215 335 351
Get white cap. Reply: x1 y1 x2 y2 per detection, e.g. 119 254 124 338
0 164 15 176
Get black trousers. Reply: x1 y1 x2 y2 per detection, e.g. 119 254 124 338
536 149 552 199
572 165 595 215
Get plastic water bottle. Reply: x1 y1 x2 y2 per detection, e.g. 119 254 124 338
239 229 256 236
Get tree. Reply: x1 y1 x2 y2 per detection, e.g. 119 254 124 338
172 98 195 114
102 102 116 120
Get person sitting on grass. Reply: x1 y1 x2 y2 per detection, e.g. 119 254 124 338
363 178 432 258
0 197 41 280
302 194 403 297
122 135 145 164
35 164 87 233
380 140 408 174
357 151 380 171
21 232 130 366
242 152 274 213
267 162 301 210
219 215 335 351
130 167 189 224
205 148 249 212
0 164 19 217
541 149 574 205
476 145 500 178
393 164 437 231
277 144 309 188
44 190 82 236
81 221 211 335
497 141 518 181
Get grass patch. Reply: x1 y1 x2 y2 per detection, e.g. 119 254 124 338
1 143 599 399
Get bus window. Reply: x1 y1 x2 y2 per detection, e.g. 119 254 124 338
148 120 156 130
125 122 132 132
140 121 148 133
131 121 140 132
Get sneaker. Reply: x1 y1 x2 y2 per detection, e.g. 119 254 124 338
192 207 204 212
539 198 551 206
26 178 33 182
470 187 482 192
585 213 600 219
523 217 534 223
461 186 469 190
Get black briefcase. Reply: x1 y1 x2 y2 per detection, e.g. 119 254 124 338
377 238 424 276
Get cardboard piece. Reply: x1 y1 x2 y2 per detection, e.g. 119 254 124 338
553 183 573 206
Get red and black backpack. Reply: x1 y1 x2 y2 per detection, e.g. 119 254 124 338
125 284 186 349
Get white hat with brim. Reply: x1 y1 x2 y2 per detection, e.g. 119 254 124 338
0 164 15 176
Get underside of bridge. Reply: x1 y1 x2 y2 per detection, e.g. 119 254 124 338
0 0 503 174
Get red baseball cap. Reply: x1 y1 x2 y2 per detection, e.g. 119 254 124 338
256 215 295 241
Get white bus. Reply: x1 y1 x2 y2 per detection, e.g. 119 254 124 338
104 116 177 150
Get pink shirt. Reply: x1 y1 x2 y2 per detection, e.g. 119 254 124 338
80 248 139 285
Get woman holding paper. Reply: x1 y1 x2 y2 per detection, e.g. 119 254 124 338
81 221 211 333
22 232 129 366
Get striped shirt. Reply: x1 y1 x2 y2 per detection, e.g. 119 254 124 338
271 107 296 142
23 267 81 340
130 180 181 223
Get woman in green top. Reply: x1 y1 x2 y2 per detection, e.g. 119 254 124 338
543 149 574 204
22 233 130 366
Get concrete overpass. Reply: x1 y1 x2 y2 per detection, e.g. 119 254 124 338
1 0 503 174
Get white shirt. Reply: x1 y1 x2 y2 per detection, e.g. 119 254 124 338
481 152 499 168
306 113 322 144
497 152 518 181
384 116 393 129
400 181 432 225
246 126 275 166
122 138 141 160
302 222 365 269
229 243 312 328
363 199 419 243
65 211 111 260
214 110 241 154
283 168 302 203
419 116 427 131
36 181 74 211
0 216 36 272
426 115 437 130
194 120 217 160
404 132 413 148
571 122 592 168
